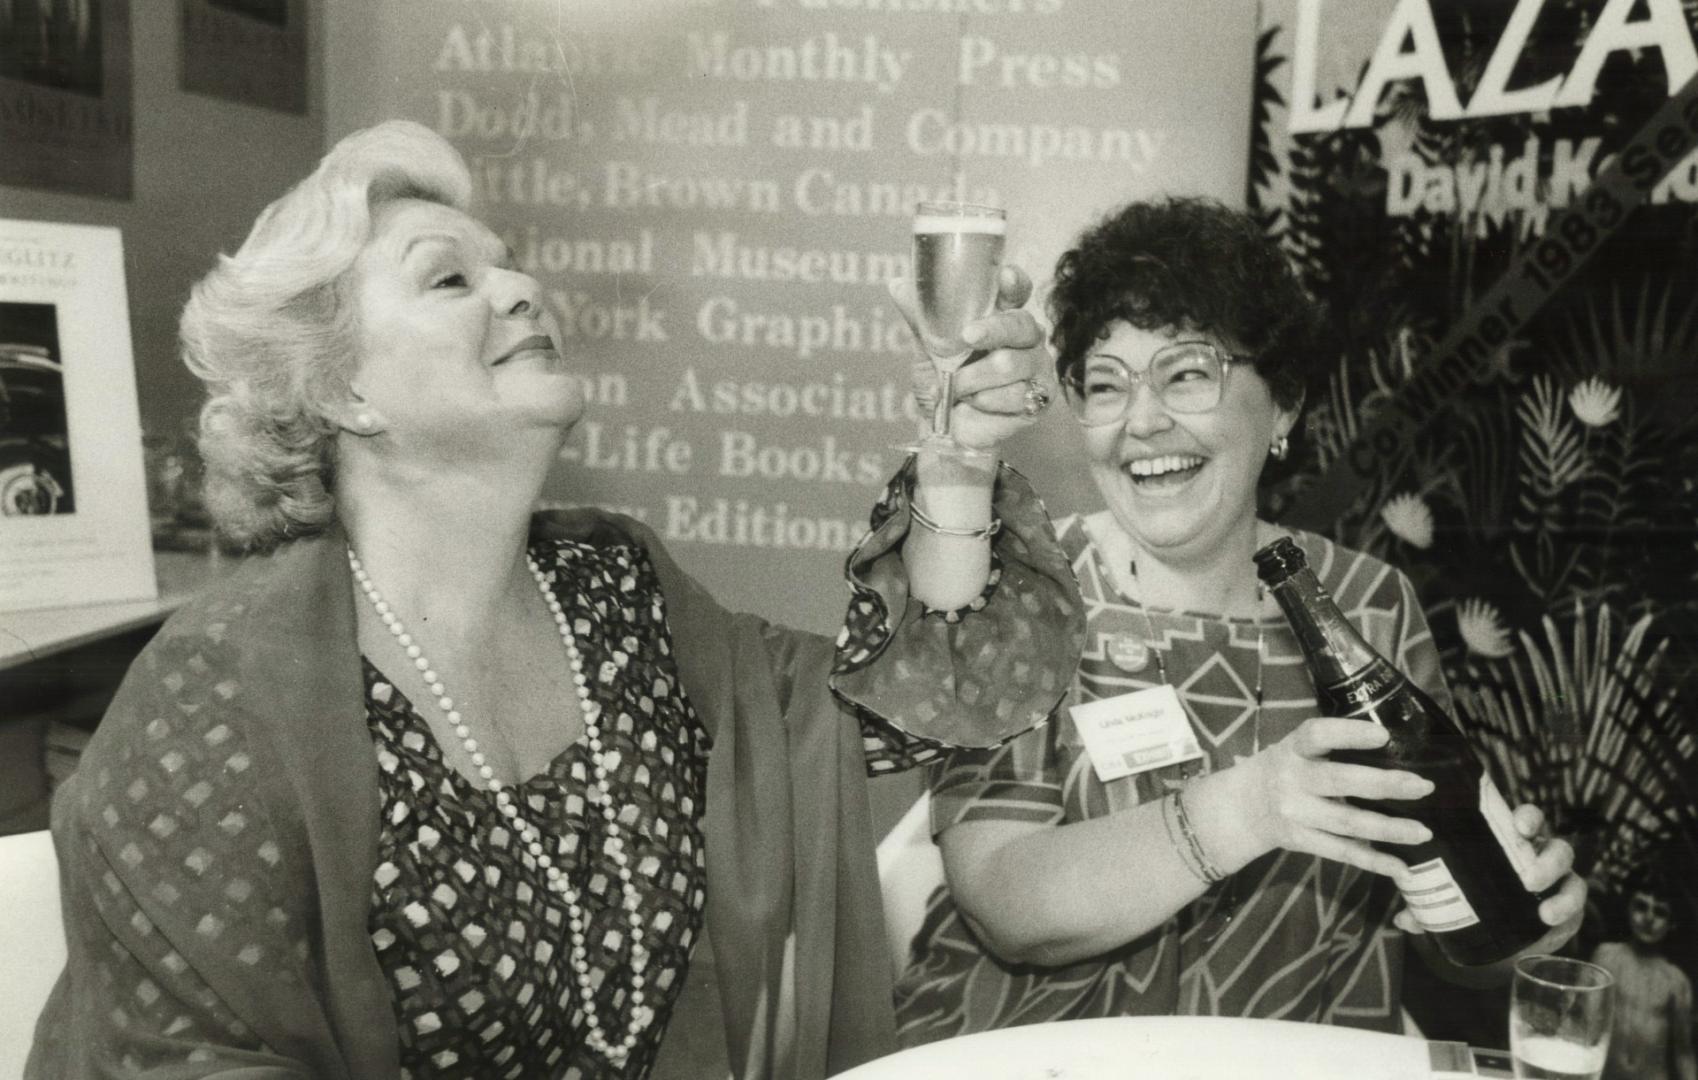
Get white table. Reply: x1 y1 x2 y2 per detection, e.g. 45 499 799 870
837 1017 1505 1080
0 551 236 671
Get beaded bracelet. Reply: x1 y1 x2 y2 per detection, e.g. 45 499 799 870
909 500 1003 541
1160 792 1208 885
1173 788 1227 884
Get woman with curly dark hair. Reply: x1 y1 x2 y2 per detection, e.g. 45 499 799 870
893 196 1585 1043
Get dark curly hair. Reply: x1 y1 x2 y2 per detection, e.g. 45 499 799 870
1048 196 1324 415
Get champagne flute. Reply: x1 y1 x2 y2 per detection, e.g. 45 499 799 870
1510 955 1614 1080
910 200 1006 453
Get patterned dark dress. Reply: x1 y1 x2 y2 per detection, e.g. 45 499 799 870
362 540 707 1079
893 515 1453 1044
363 535 973 1079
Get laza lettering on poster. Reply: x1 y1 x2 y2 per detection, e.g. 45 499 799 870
1288 0 1697 133
686 31 911 94
696 297 913 360
691 231 906 285
1286 73 1698 530
666 496 862 552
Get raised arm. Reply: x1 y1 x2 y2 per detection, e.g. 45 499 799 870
893 264 1050 613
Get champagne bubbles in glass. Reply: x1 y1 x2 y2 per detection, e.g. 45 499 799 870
911 201 1005 447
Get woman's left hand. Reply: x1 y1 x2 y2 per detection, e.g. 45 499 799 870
1393 803 1587 956
888 265 1053 454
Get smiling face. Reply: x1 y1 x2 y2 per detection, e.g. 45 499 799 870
344 198 580 462
1080 320 1298 567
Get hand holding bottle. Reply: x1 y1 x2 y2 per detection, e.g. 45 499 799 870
1256 536 1571 967
1391 802 1587 955
1230 717 1437 880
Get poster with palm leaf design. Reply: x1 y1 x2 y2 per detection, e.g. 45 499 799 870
1249 0 1698 1043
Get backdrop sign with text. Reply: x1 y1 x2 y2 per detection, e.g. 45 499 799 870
335 0 1254 634
1249 0 1698 961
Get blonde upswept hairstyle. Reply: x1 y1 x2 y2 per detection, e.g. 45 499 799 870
180 120 474 551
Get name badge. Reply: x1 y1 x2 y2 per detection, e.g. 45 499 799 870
1069 685 1204 783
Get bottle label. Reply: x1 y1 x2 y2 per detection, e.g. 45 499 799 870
1397 857 1482 932
1479 774 1540 883
1326 663 1402 712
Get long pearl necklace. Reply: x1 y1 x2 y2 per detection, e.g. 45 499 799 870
347 546 652 1064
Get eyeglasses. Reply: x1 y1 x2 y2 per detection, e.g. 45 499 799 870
1060 341 1247 427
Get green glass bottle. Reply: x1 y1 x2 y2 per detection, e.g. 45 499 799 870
1255 537 1547 966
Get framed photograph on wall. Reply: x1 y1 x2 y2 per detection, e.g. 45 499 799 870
180 0 308 114
0 0 134 198
0 219 154 613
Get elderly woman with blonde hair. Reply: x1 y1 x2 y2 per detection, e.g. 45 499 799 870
26 120 1082 1080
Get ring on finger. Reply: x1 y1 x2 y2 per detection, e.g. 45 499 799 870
1021 380 1052 417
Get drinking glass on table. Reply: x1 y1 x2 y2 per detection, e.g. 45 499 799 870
910 200 1006 456
1510 955 1615 1080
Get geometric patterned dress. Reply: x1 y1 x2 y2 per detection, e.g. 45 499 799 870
362 532 962 1079
363 537 713 1080
894 514 1452 1045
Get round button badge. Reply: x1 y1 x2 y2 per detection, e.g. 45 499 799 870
1106 634 1151 673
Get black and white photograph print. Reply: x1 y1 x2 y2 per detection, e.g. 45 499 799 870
181 0 304 113
0 0 105 97
0 300 76 515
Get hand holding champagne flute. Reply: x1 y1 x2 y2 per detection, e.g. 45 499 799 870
884 208 1052 610
911 200 1008 452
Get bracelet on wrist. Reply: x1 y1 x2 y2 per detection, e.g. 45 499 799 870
1161 792 1208 885
909 500 1002 541
1173 788 1226 884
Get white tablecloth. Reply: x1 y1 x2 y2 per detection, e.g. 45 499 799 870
838 1017 1486 1080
